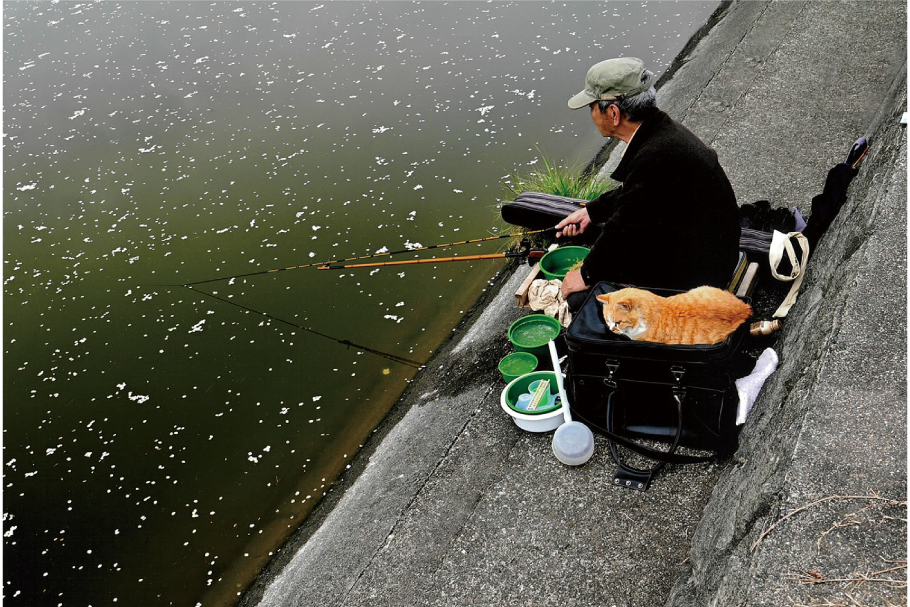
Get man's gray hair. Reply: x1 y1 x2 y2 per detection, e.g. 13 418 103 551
596 70 657 122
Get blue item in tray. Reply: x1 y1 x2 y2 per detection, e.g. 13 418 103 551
514 380 558 412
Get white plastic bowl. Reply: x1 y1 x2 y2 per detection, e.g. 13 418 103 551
500 373 565 433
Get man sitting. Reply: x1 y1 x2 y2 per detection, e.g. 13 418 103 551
556 57 741 307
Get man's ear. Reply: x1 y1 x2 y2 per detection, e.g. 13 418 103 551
609 103 621 127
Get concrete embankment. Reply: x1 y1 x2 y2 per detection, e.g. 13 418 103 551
241 2 906 605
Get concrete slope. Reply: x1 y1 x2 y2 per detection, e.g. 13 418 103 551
242 2 907 606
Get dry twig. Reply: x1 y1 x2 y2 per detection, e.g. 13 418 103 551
787 562 907 588
791 590 905 606
790 595 862 607
816 501 906 554
751 493 905 553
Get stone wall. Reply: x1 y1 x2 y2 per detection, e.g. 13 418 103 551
667 66 907 607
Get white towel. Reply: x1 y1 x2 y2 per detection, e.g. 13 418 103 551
527 278 572 327
735 348 779 425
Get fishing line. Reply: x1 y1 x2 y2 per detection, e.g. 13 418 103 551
177 226 556 287
144 226 559 368
183 285 424 369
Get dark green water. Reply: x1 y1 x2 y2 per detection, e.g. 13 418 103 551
3 2 719 605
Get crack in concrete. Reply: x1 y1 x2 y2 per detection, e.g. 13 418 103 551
678 1 772 125
339 384 515 605
702 2 810 147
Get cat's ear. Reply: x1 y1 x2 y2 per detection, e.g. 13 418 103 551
596 294 611 304
616 298 633 312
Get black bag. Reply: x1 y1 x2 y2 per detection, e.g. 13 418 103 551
565 282 748 491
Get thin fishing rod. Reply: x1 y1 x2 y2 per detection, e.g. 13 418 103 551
184 285 424 369
180 226 557 287
318 250 546 270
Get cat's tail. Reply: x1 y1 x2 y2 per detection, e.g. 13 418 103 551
728 296 754 325
694 286 754 323
710 289 753 326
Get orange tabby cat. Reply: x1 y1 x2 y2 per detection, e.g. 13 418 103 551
596 286 752 345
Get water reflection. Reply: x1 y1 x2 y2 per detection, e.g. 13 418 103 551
4 2 719 605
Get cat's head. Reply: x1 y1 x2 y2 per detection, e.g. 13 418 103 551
596 291 646 338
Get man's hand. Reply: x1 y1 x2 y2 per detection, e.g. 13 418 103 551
555 208 591 238
561 269 588 298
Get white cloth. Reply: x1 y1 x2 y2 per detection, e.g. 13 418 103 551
735 348 779 425
527 278 572 327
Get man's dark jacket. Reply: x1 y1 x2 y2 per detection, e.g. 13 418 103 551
579 109 740 291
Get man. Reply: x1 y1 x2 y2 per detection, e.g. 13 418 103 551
556 57 741 305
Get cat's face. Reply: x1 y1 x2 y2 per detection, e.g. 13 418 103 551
596 293 645 337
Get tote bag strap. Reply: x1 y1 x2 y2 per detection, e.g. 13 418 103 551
602 389 713 464
769 230 810 318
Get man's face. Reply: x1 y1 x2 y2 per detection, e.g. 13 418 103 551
590 102 616 137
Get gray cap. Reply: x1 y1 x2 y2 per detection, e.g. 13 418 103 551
568 57 654 109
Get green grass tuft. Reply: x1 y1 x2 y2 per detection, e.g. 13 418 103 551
501 155 617 202
494 155 618 249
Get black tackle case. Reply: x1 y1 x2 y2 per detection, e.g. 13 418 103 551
565 282 749 490
500 191 587 230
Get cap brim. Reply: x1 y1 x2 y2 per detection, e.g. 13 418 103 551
568 90 595 110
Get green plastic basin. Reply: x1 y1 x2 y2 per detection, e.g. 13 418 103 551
539 246 590 280
503 371 562 415
508 314 561 358
498 351 538 384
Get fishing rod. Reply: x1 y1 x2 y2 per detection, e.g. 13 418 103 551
184 285 424 369
318 239 546 270
180 226 557 287
151 227 559 367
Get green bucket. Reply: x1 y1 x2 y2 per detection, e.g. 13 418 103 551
498 351 538 384
539 246 590 280
503 371 561 415
508 314 561 359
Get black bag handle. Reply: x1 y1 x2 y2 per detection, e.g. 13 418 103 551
593 363 713 465
604 388 712 464
604 386 713 491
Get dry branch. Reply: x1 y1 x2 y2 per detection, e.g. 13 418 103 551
751 493 905 553
787 562 907 588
